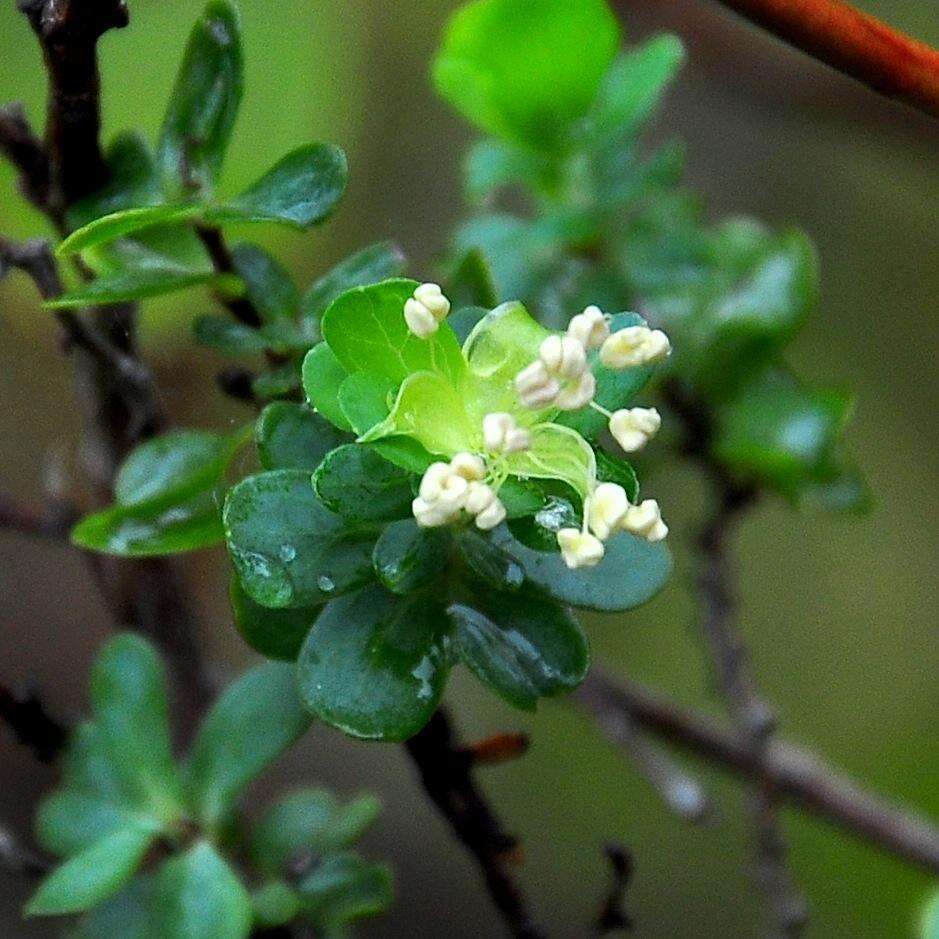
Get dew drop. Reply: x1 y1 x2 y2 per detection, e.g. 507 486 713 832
317 575 336 593
278 544 296 562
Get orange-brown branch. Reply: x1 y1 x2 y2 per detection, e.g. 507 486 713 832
713 0 939 118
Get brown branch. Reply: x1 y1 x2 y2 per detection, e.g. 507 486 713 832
405 709 545 939
0 104 51 217
0 686 67 764
195 225 263 328
595 844 634 934
572 670 939 875
710 0 939 119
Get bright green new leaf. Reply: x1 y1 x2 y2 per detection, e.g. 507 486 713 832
921 890 939 939
89 634 182 818
296 585 448 741
300 241 406 319
224 470 376 608
321 279 465 386
434 0 619 151
230 576 320 660
207 144 347 229
57 204 203 257
372 520 450 596
301 343 353 432
256 402 348 472
26 824 157 917
506 423 596 502
185 662 312 828
450 592 589 709
152 841 252 939
157 0 243 193
313 445 414 522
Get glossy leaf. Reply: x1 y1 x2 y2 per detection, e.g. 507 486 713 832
185 662 312 828
296 585 447 741
256 402 348 472
372 520 450 595
313 444 414 522
157 0 243 192
321 279 465 386
595 449 640 502
506 423 597 501
152 841 252 939
57 204 203 257
455 529 525 592
224 470 376 608
26 824 157 916
230 576 320 660
230 242 300 321
434 0 618 151
300 241 406 319
208 144 347 229
301 343 353 432
450 592 588 709
448 247 498 308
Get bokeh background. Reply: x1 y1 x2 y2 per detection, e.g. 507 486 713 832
1 0 937 935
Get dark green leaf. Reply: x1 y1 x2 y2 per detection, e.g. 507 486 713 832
185 663 312 828
313 444 413 522
152 842 252 939
449 592 588 709
208 144 347 230
36 789 139 858
595 450 639 502
89 634 182 816
297 853 392 929
447 305 489 343
448 248 498 309
71 877 155 939
58 204 203 257
301 343 352 432
157 1 243 193
251 881 301 928
45 268 240 308
296 585 448 741
456 529 525 592
434 0 619 151
26 824 157 917
251 360 301 400
507 495 578 551
230 243 300 321
224 470 375 608
464 139 551 203
251 789 380 877
230 576 320 660
193 314 268 355
494 528 672 612
372 520 450 596
256 402 348 472
300 242 406 320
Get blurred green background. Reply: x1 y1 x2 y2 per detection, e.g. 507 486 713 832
1 0 937 936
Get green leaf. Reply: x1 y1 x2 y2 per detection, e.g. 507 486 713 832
297 853 392 929
450 592 588 709
36 789 140 858
302 343 353 432
506 423 597 502
71 877 155 939
313 445 413 522
464 139 550 203
448 248 498 309
257 402 348 472
595 449 639 502
507 494 578 550
57 204 204 257
494 528 672 612
921 890 939 939
230 576 320 660
193 315 268 355
251 789 380 877
90 634 182 818
152 842 252 939
794 463 872 515
224 470 376 608
372 520 450 596
321 279 465 386
251 881 301 928
296 585 448 741
434 0 619 151
157 0 243 193
208 144 347 229
455 529 525 592
26 824 157 917
230 243 300 321
300 242 406 319
45 268 240 308
58 722 128 802
252 360 301 400
185 662 312 828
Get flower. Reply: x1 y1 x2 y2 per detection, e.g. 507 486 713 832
600 325 671 369
567 305 610 350
623 499 668 542
588 483 630 541
555 370 596 411
609 407 661 453
556 528 605 569
539 335 587 380
404 282 451 337
450 451 486 481
515 359 561 408
515 332 595 410
412 454 505 530
465 481 507 530
482 412 531 454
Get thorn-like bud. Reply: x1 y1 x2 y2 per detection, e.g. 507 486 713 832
623 499 668 542
600 325 671 369
556 528 605 569
482 412 531 454
555 370 596 410
404 283 451 338
567 305 610 350
515 360 561 408
588 482 630 541
609 407 661 453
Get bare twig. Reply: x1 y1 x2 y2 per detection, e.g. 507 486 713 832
572 670 939 875
0 685 67 763
0 488 73 540
405 709 545 939
595 844 634 934
709 0 939 119
195 225 263 328
0 103 51 216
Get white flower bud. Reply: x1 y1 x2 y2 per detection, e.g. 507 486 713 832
418 462 468 507
556 528 605 569
623 499 668 542
404 283 451 338
475 496 507 531
555 370 596 411
412 496 456 528
482 412 531 454
609 407 661 453
588 483 630 541
539 334 587 379
567 305 610 350
464 480 496 516
600 326 671 369
515 360 561 408
450 452 486 481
